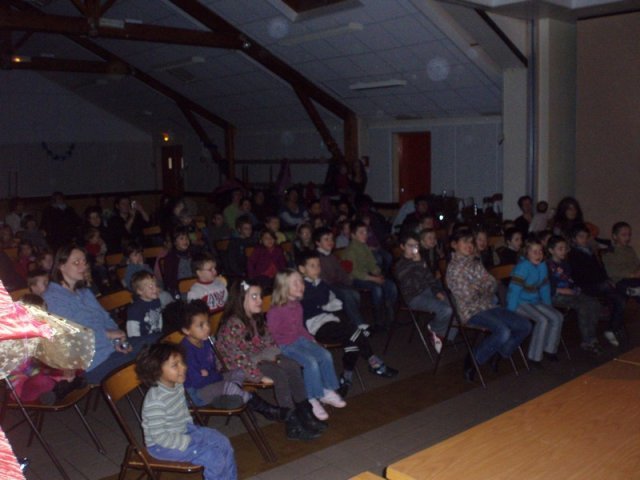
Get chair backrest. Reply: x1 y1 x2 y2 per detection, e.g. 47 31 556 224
178 277 197 294
99 289 133 312
3 247 18 260
163 331 185 344
488 235 504 248
210 310 224 335
101 363 145 449
143 246 165 259
106 253 124 267
261 294 272 312
244 246 255 258
9 287 30 302
216 239 230 252
116 266 127 282
142 225 161 236
489 264 515 281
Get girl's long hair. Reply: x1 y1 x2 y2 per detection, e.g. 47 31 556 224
222 279 267 339
271 269 299 307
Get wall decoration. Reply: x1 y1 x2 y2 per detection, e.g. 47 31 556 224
41 142 75 162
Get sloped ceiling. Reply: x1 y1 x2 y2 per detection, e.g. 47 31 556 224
4 0 631 138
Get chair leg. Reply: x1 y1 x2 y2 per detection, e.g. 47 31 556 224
5 380 71 480
509 355 519 376
239 410 277 462
560 336 571 360
461 328 486 388
73 404 106 454
409 311 434 363
354 366 366 392
518 346 530 371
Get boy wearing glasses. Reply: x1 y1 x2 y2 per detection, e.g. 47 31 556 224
394 232 453 352
188 253 228 313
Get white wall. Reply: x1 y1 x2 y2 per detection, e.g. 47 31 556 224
364 116 503 203
0 71 154 197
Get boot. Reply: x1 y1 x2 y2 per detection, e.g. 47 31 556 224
295 401 328 433
285 410 321 441
247 394 289 422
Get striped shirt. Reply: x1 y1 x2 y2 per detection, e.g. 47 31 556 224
141 383 193 451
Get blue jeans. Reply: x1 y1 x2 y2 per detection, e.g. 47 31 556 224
408 290 454 339
467 307 532 365
516 303 564 362
351 278 397 308
331 284 366 327
147 424 237 480
281 338 339 399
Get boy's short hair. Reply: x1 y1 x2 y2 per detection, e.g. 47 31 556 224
524 237 543 252
612 221 631 236
124 241 143 257
235 215 252 229
135 343 184 388
259 229 276 241
350 221 367 234
84 227 100 242
400 231 419 245
172 226 190 242
569 223 590 240
450 228 474 244
295 250 320 268
517 195 532 209
419 228 436 239
313 226 333 245
131 270 155 292
547 235 566 250
27 269 49 287
504 227 521 243
191 252 215 273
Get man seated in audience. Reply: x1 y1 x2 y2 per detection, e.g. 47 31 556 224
40 191 81 251
106 196 150 253
514 195 533 235
395 232 453 352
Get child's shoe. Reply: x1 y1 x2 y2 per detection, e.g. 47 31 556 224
320 389 346 408
603 330 620 347
368 363 399 378
308 398 329 420
625 286 640 297
337 374 352 398
427 324 443 354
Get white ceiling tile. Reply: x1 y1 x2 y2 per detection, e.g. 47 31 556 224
353 24 402 51
383 17 438 46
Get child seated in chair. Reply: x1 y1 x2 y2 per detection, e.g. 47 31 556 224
569 223 625 346
546 235 603 355
126 271 166 340
495 227 522 266
27 269 49 296
123 242 153 291
187 253 228 313
136 343 238 480
225 216 255 278
247 229 287 291
395 232 453 353
297 251 397 397
603 221 640 298
162 227 194 298
164 300 285 419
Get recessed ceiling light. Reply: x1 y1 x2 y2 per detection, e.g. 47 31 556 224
279 22 363 46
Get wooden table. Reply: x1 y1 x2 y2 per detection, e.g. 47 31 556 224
615 347 640 366
386 357 640 480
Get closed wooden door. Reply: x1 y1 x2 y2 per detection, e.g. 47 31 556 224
397 132 431 204
161 145 184 197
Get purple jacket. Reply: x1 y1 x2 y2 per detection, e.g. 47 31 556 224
266 302 314 346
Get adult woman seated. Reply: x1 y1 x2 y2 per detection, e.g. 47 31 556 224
446 229 532 381
43 245 156 384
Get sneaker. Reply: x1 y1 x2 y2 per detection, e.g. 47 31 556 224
544 352 559 362
626 286 640 297
427 325 443 354
604 330 620 347
320 389 346 408
337 375 352 398
580 341 603 357
308 398 329 420
368 364 399 378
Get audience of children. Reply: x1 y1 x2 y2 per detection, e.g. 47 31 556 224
123 242 153 290
266 270 346 421
187 253 228 312
419 228 445 274
602 221 640 297
136 343 238 480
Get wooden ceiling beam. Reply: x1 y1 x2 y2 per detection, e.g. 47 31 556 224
2 55 123 74
0 10 244 49
99 0 118 17
166 0 353 121
294 87 343 161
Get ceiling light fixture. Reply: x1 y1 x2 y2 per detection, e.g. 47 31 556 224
279 22 363 46
349 79 407 91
